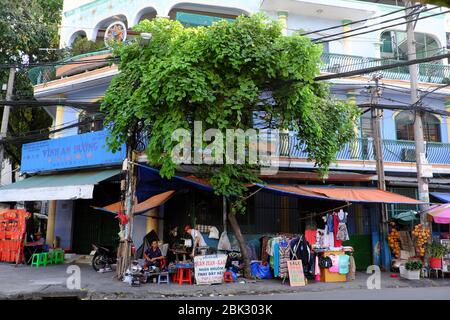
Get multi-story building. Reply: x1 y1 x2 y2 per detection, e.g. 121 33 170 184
2 0 450 268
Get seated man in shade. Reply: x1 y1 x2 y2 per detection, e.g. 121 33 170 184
143 240 164 271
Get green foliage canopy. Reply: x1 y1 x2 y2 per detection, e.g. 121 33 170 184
102 15 360 211
0 0 62 166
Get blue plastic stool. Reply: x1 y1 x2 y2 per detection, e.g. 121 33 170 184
158 272 170 284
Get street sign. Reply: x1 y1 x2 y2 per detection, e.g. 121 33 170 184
193 254 227 285
21 130 125 173
287 260 306 287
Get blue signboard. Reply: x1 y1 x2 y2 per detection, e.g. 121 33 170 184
21 130 126 173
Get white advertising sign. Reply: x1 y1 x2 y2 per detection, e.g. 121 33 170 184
193 254 227 285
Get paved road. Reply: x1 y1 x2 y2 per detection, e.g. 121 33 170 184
181 286 450 300
2 262 450 300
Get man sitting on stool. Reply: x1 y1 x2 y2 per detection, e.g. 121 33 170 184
143 240 164 271
184 225 208 257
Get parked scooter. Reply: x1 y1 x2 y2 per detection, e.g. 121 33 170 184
91 244 117 272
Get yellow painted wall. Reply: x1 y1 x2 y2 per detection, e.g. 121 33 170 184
342 20 352 55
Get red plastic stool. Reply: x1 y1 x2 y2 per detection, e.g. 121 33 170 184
223 271 234 283
177 267 192 285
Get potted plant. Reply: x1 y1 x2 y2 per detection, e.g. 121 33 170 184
425 241 447 269
401 260 422 280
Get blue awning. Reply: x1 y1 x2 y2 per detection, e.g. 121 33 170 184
136 165 213 202
430 192 450 203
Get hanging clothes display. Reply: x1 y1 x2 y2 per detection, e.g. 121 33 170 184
260 236 269 263
324 214 334 233
315 229 325 248
328 254 340 273
336 210 350 242
348 254 356 281
305 229 316 246
278 239 290 279
333 212 342 247
273 240 280 277
338 254 350 274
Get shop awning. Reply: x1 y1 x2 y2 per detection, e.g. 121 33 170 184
426 204 450 224
430 192 450 203
0 169 121 202
259 185 424 204
94 190 175 216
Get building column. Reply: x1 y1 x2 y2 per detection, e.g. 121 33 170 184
446 98 450 143
46 102 65 247
277 11 288 36
342 20 352 55
46 200 57 247
347 90 359 159
53 106 65 139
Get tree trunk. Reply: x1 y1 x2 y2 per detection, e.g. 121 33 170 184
228 212 253 279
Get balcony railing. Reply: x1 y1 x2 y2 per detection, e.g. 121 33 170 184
321 52 450 85
29 50 450 87
279 135 450 165
28 49 112 86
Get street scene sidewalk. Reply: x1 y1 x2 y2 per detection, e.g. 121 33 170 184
1 262 450 300
2 1 450 303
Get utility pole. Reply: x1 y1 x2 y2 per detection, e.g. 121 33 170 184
370 74 386 192
370 74 389 270
405 1 430 223
0 67 16 182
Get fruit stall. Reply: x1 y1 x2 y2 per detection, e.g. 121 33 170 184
388 205 450 279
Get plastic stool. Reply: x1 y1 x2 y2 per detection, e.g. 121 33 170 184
31 252 48 267
47 251 54 265
53 250 64 264
223 271 234 283
158 272 170 284
31 253 41 267
177 267 192 285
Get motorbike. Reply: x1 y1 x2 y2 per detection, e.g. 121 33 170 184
91 244 117 272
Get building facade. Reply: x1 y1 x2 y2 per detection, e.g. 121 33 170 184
3 0 450 266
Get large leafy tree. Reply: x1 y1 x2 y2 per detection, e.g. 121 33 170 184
0 0 62 169
102 15 359 277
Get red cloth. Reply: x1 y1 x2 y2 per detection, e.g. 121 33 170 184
333 213 342 247
305 229 316 246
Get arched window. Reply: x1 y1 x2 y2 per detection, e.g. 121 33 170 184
395 111 441 142
381 31 443 60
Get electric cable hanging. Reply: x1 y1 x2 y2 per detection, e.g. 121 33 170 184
316 9 449 44
313 5 435 42
299 4 421 36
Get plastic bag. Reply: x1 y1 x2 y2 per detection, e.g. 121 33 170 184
218 231 231 251
209 226 220 239
251 262 272 279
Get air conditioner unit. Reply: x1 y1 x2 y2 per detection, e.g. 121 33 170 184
401 148 416 162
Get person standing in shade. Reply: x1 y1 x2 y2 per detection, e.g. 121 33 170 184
184 225 207 257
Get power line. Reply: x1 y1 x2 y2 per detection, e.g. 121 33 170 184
316 9 450 44
312 5 435 42
0 57 118 70
358 103 450 117
0 100 102 110
298 4 421 36
0 117 105 145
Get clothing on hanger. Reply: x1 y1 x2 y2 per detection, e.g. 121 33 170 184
333 212 342 247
